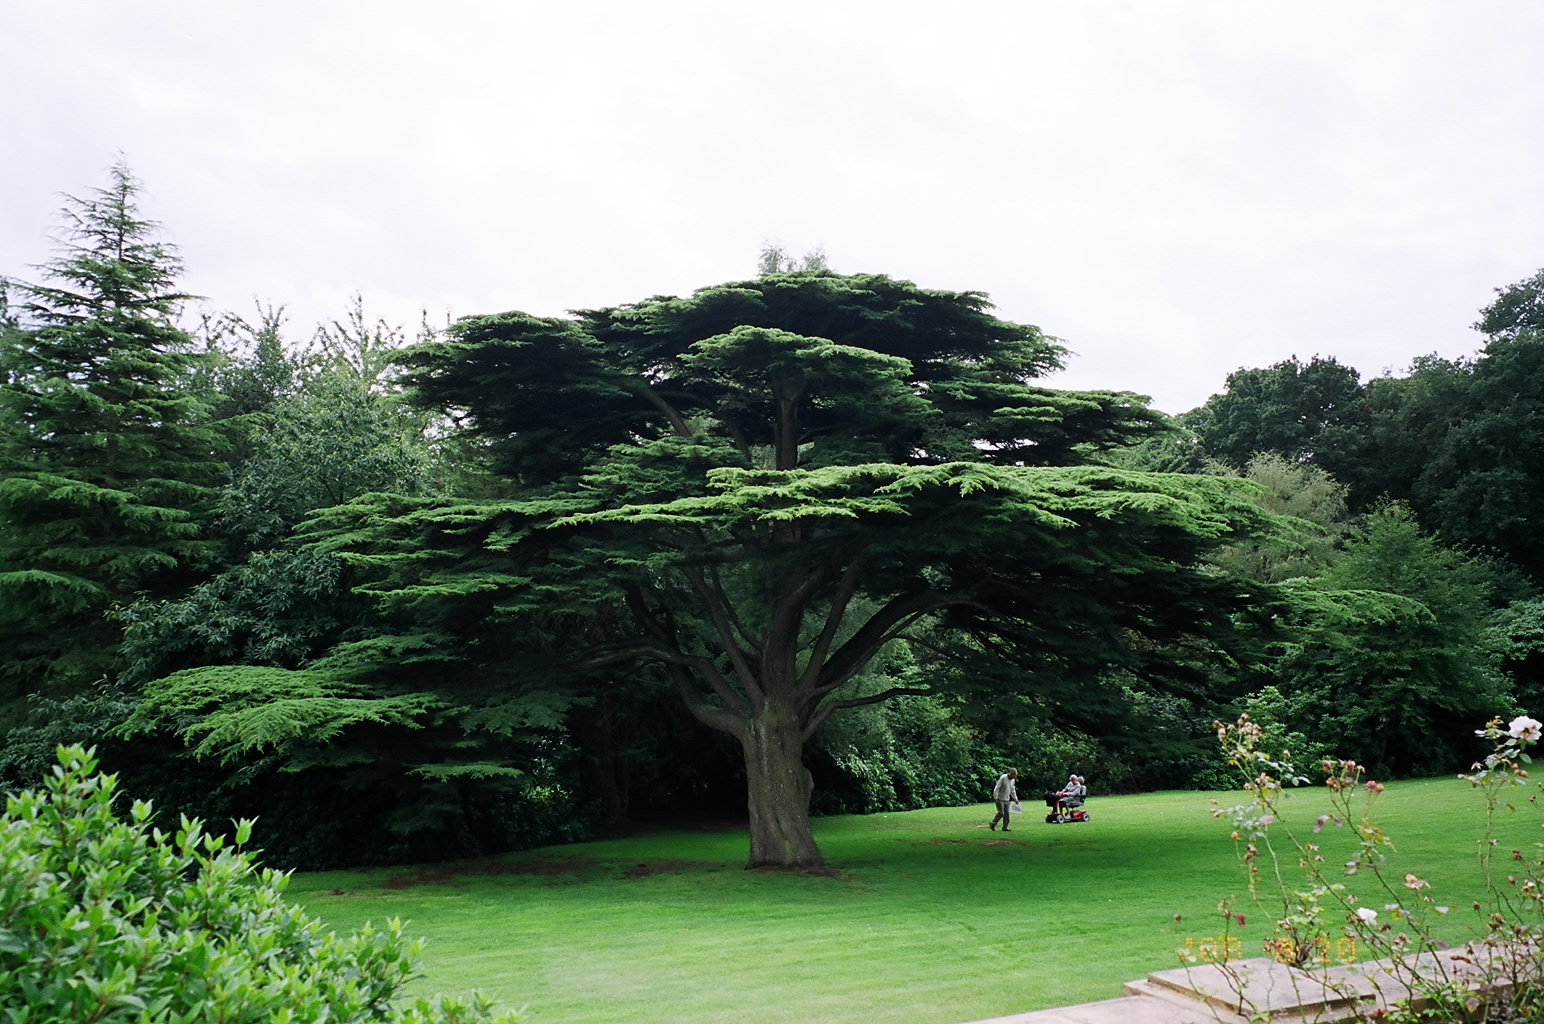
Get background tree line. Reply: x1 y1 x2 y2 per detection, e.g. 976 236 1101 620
1120 274 1543 782
1 164 1538 869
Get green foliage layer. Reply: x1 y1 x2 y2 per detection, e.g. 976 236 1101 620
2 161 1536 874
268 271 1283 867
0 746 516 1023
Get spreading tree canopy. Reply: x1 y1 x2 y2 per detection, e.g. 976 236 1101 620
1186 271 1543 582
0 162 224 703
1185 354 1370 489
1419 271 1543 579
139 272 1275 868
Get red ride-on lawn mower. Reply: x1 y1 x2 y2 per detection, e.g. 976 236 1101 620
1044 790 1090 824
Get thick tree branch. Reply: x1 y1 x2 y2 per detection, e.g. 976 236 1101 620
817 589 957 690
686 654 753 721
708 560 759 655
577 639 751 720
572 639 695 671
761 558 842 703
615 587 753 718
802 608 932 704
627 380 693 438
683 565 764 711
719 412 753 462
802 685 934 740
776 395 800 471
800 608 935 718
762 546 849 677
685 523 759 655
667 664 745 738
797 552 869 692
624 586 672 644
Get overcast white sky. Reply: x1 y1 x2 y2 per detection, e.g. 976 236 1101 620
3 1 1540 414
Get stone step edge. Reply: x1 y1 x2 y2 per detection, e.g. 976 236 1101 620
964 992 1244 1024
1136 961 1368 1016
1128 944 1530 1021
962 944 1535 1024
1120 978 1362 1023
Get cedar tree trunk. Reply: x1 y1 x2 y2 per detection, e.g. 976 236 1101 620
740 700 822 869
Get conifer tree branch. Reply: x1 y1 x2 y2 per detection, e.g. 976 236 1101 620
718 414 753 461
572 640 747 718
666 663 744 738
803 685 934 740
707 560 759 656
613 587 754 718
764 551 846 677
815 592 953 699
626 380 692 438
798 552 869 693
682 565 764 710
802 607 937 715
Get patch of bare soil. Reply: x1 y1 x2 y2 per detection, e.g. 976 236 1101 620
619 860 713 879
745 864 849 880
382 856 596 890
380 853 852 888
925 837 1020 848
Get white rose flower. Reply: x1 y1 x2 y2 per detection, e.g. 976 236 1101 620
1355 907 1378 924
1508 716 1543 742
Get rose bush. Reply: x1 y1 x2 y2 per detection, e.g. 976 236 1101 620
1195 713 1544 1022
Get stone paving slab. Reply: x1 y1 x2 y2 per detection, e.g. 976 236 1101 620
960 945 1534 1024
965 993 1232 1024
1142 958 1367 1018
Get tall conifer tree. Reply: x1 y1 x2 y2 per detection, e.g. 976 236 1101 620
0 161 224 702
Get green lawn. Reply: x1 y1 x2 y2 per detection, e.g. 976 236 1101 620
287 779 1537 1024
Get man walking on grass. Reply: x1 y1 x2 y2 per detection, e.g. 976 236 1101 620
989 768 1018 831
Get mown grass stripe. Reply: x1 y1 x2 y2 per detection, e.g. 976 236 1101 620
289 779 1535 1024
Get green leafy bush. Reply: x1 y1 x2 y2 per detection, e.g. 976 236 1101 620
0 746 517 1023
811 695 980 813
